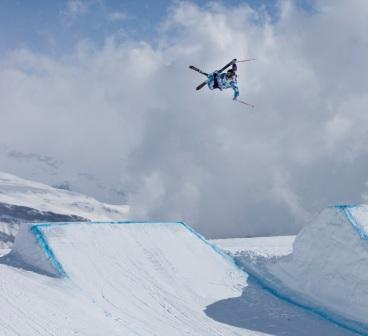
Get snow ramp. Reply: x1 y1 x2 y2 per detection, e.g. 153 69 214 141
245 205 368 335
9 221 249 335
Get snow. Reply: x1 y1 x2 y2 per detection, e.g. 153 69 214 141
213 236 295 256
0 266 121 336
233 205 368 335
0 221 17 249
2 221 247 335
0 171 363 336
0 248 10 256
0 171 130 249
0 171 129 221
8 223 65 277
0 221 356 335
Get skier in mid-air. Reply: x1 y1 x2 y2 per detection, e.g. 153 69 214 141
189 58 254 107
207 63 239 100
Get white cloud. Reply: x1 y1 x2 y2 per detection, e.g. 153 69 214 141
271 171 310 224
108 11 128 22
325 114 352 150
2 1 368 237
63 0 88 19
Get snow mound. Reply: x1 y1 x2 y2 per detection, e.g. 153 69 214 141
3 221 247 335
266 205 368 332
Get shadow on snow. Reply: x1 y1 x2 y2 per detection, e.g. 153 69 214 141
205 278 357 336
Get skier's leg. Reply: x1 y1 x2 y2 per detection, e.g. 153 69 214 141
207 73 215 90
213 72 219 89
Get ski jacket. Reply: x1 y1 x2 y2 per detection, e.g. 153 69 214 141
208 72 239 100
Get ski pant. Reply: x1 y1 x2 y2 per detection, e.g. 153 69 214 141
207 72 220 90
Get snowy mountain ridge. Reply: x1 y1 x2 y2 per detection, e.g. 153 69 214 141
0 144 127 204
0 171 129 220
0 171 130 248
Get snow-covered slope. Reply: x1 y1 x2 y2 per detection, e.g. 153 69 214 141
234 205 368 334
1 221 355 336
0 171 362 334
0 172 129 248
3 222 246 335
0 172 129 220
213 236 295 256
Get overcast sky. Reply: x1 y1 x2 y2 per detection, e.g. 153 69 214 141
1 0 368 238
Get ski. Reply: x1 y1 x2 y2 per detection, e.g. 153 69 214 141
235 99 254 108
218 58 237 73
195 58 237 91
196 81 208 91
189 65 208 76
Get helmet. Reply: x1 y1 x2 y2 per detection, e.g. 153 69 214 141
226 69 236 79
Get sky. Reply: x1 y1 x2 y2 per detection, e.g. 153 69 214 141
1 0 368 238
0 0 312 54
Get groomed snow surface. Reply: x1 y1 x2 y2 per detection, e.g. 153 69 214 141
0 219 360 335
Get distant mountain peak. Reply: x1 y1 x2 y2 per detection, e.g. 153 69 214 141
0 171 130 249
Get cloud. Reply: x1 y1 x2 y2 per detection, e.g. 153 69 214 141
108 11 128 22
1 1 368 238
62 0 88 19
271 171 310 224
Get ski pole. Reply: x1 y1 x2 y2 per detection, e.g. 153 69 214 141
235 99 255 108
236 59 256 63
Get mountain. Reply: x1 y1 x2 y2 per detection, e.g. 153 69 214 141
0 171 130 249
0 144 127 204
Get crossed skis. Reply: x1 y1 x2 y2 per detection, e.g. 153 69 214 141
188 58 255 108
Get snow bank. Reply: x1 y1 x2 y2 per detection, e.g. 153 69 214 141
266 205 368 332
